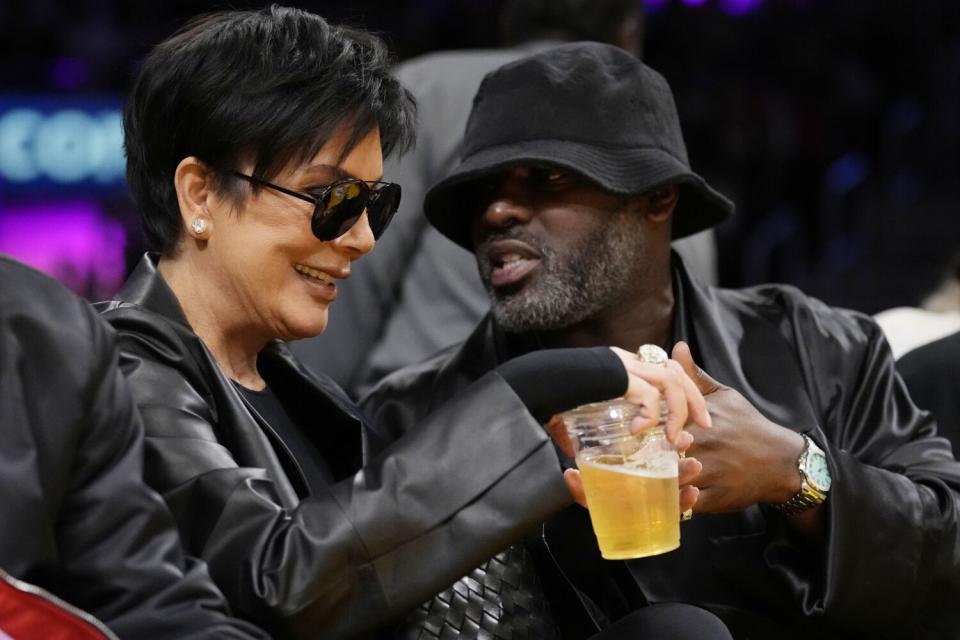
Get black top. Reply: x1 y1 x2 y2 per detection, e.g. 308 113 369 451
236 383 335 494
236 346 626 496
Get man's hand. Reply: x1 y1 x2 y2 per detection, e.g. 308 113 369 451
672 341 806 514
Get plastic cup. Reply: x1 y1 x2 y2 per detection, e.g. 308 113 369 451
561 399 680 559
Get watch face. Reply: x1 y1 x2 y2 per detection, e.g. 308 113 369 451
806 450 832 491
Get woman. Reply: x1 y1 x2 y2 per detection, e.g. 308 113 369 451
99 6 711 639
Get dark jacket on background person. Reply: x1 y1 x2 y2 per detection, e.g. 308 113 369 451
897 329 960 455
97 253 574 639
0 256 266 640
362 256 960 640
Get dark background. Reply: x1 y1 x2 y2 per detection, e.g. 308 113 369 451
1 0 958 313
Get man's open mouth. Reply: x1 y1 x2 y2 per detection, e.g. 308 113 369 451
486 239 542 288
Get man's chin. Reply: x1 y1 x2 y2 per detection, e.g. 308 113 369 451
492 298 554 333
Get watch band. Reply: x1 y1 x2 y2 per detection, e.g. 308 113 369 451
773 434 828 515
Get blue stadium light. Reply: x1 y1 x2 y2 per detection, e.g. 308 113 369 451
0 96 125 193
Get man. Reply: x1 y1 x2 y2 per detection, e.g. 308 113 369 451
0 256 266 639
292 0 718 395
363 43 960 638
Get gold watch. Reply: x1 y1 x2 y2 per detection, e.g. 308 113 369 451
773 434 832 515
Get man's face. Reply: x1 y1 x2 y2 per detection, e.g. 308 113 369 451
471 165 653 333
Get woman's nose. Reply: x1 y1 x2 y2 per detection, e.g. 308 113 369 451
334 211 375 258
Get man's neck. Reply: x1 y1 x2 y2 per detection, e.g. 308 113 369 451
533 272 675 353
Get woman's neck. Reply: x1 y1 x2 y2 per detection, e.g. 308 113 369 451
158 253 268 390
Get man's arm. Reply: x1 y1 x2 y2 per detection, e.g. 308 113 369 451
678 306 960 635
803 317 960 635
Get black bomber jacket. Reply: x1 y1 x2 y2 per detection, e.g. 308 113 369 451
97 253 572 639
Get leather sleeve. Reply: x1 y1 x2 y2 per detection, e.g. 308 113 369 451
108 310 571 639
769 297 960 636
0 264 265 640
56 325 267 640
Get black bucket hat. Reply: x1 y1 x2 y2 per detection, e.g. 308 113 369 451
424 41 734 250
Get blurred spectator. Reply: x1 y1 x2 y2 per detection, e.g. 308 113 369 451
0 256 265 640
891 252 960 454
291 0 720 394
897 329 960 455
875 251 960 358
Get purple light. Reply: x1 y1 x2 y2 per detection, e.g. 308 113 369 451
50 57 90 90
0 200 126 299
645 0 671 12
719 0 765 15
679 0 709 6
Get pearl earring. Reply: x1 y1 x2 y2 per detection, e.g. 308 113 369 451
191 218 208 235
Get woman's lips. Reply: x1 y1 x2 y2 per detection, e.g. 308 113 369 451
294 264 337 302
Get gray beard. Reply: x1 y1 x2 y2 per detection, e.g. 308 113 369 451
478 219 644 334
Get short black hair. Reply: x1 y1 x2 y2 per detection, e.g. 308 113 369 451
499 0 641 48
123 5 416 253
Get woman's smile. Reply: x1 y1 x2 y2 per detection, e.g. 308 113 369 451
294 263 339 302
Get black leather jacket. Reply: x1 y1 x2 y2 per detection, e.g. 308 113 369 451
363 257 960 640
0 257 266 640
97 254 572 639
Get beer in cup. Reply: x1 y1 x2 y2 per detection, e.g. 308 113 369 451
560 345 681 559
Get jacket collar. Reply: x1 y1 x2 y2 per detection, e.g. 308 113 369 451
114 253 193 328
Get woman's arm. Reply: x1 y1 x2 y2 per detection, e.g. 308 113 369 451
110 312 570 639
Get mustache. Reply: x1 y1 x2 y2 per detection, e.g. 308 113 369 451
475 229 547 257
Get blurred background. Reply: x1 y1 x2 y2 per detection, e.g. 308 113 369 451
1 0 958 313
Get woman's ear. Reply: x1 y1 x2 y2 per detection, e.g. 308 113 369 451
644 184 679 223
174 156 214 240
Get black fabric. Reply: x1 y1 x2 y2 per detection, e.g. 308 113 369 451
0 257 266 640
235 383 335 493
97 253 576 640
497 346 628 422
897 329 960 455
594 603 732 640
362 254 960 639
423 42 734 249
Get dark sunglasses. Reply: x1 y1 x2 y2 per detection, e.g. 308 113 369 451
232 172 401 241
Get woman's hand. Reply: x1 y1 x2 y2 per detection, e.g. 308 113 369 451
544 346 711 456
544 344 711 513
609 346 712 444
560 432 703 512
